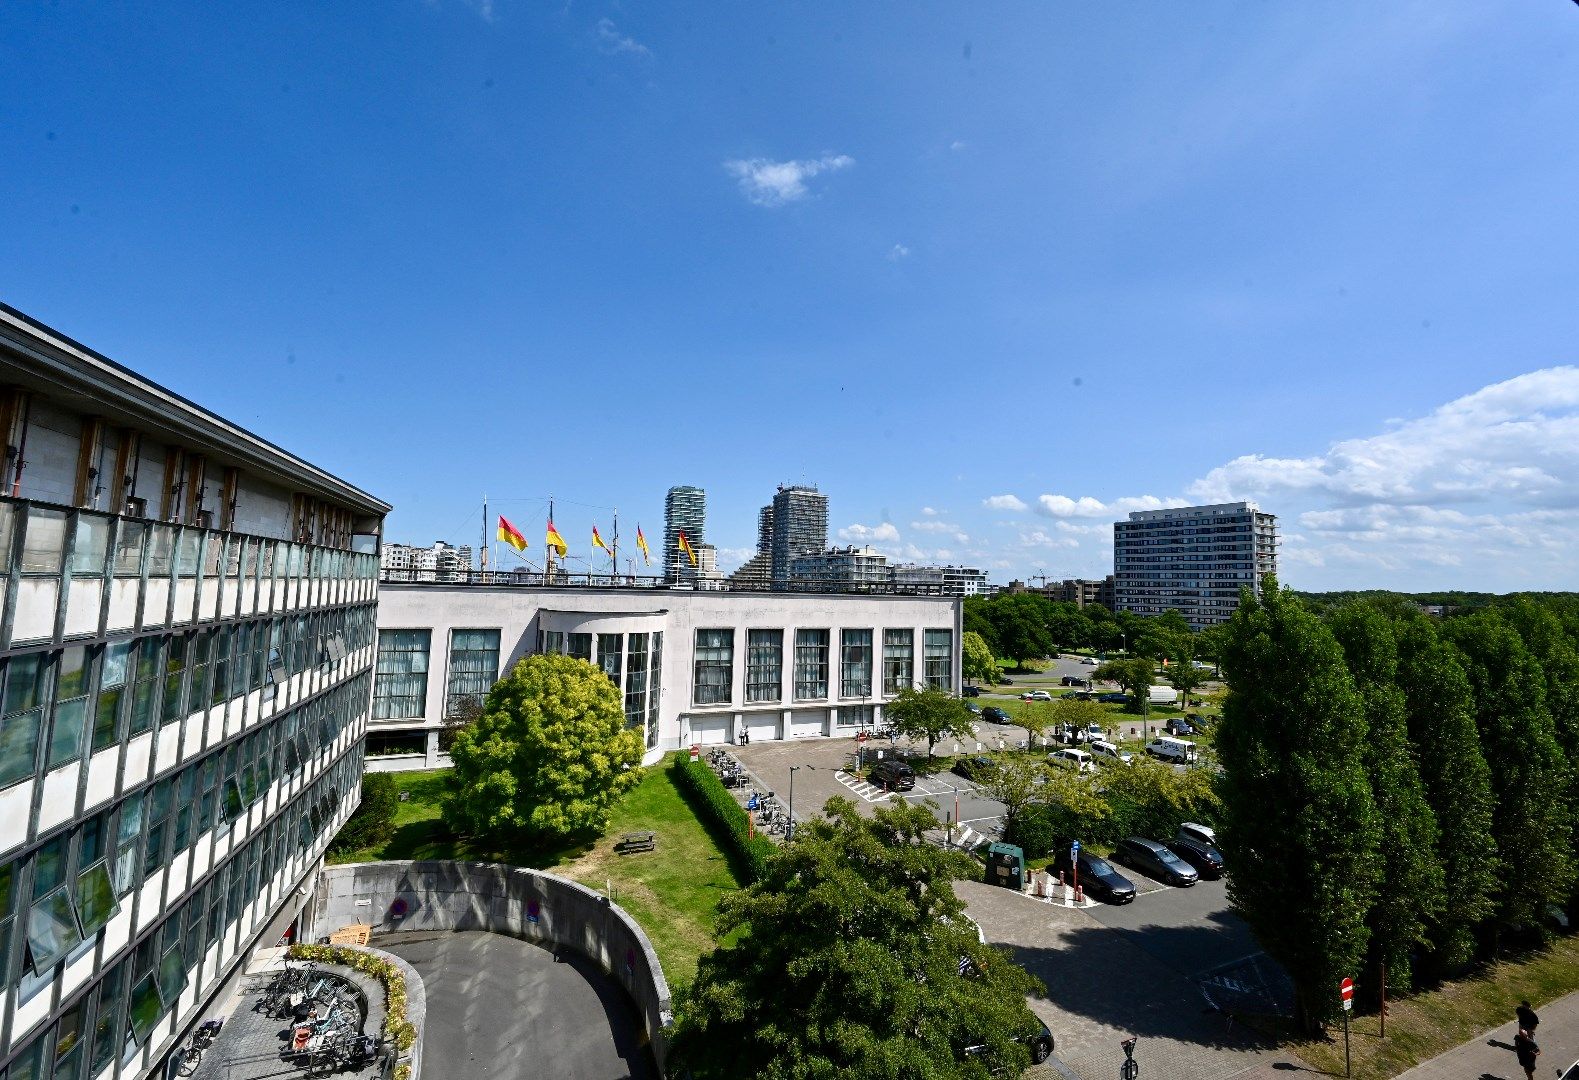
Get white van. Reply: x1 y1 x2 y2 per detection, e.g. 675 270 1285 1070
1145 736 1197 764
1048 748 1095 773
1148 685 1179 706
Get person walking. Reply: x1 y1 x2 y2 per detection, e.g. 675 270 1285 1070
1514 1027 1540 1080
1517 999 1540 1035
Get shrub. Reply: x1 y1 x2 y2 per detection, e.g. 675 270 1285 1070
329 774 399 855
670 755 778 883
288 943 418 1052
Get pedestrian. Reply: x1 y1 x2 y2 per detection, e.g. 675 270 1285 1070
1517 999 1539 1035
1514 1027 1539 1080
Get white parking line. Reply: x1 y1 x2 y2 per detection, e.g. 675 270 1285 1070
833 771 891 803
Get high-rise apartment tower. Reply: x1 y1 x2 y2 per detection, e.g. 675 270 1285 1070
1112 501 1277 628
769 484 829 586
663 486 706 581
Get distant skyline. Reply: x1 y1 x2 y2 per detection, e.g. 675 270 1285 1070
5 3 1578 591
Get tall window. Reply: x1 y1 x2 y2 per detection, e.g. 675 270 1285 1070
372 630 431 719
746 629 783 703
567 633 592 663
624 633 649 729
598 634 623 686
0 653 50 789
445 630 500 718
840 629 872 698
692 629 733 705
647 632 663 748
883 629 914 693
924 629 953 689
794 629 829 700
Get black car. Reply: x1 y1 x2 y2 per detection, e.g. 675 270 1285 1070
1166 836 1225 879
1096 692 1128 704
998 676 1014 686
952 754 997 781
1060 675 1088 687
1112 837 1199 886
1061 690 1093 700
1048 850 1136 904
1165 717 1196 736
962 1021 1055 1068
980 706 1011 724
869 759 916 791
962 685 981 698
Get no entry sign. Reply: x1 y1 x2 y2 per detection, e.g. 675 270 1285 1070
1340 977 1354 1011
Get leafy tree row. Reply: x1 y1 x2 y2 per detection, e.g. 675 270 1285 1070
964 591 1229 671
1216 582 1579 1032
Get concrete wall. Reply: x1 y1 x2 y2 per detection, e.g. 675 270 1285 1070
312 861 671 1072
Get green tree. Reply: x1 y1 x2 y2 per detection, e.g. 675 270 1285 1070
1216 582 1381 1031
1047 696 1112 741
1162 643 1207 708
1134 610 1191 661
973 752 1055 842
963 595 998 655
329 773 399 855
670 798 1046 1079
1328 606 1445 996
443 653 645 843
1092 657 1154 713
884 685 976 757
1443 612 1576 940
1393 617 1497 974
962 630 1000 687
989 594 1054 669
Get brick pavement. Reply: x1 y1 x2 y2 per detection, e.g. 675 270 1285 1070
1395 988 1579 1080
959 879 1312 1080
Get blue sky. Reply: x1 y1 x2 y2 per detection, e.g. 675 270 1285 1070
5 1 1579 590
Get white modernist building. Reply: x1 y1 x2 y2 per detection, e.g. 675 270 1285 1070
372 581 963 768
0 304 386 1079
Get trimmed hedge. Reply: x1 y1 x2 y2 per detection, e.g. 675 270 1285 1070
287 943 418 1052
670 754 778 883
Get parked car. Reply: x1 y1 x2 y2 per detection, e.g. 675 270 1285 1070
980 706 1011 724
1166 836 1225 879
962 1020 1055 1067
1048 749 1095 773
1061 690 1093 700
1021 690 1053 702
952 754 997 781
1178 821 1218 848
869 758 916 791
1089 739 1133 766
1085 723 1106 740
1060 675 1088 687
1097 692 1128 704
1048 849 1137 904
962 685 981 698
1079 657 1098 665
964 701 982 714
998 676 1015 685
1112 837 1199 886
1165 717 1196 736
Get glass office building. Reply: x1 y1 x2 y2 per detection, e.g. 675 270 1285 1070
0 305 388 1080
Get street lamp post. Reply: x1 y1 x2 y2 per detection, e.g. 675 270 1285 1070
788 765 813 841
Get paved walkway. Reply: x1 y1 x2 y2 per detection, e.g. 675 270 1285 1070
1396 989 1579 1080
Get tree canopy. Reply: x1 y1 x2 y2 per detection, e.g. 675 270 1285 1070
961 630 999 686
443 653 645 843
670 798 1046 1080
884 685 976 757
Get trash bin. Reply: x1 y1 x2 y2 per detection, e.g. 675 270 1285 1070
985 842 1025 890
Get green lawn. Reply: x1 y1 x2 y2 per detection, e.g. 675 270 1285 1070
329 759 740 985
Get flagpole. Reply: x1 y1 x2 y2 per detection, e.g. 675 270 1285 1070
546 495 555 582
611 508 620 579
481 494 489 575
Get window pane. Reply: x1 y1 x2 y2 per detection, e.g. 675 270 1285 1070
112 521 146 575
71 515 111 576
598 634 622 685
372 629 431 720
127 973 161 1043
567 633 592 663
21 508 68 574
883 629 914 694
444 629 500 717
840 629 873 698
692 629 733 706
924 629 953 689
623 633 648 730
145 524 174 576
794 629 829 700
746 629 782 703
75 861 116 936
0 652 46 786
26 885 82 970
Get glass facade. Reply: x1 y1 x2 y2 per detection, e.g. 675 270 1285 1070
840 629 872 699
794 629 829 700
692 629 733 706
444 629 500 718
371 630 430 720
882 629 913 694
924 629 953 689
745 630 782 703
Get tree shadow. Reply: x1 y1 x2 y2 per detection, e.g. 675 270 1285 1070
666 766 757 887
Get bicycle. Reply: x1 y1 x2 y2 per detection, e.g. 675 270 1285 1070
174 1019 223 1076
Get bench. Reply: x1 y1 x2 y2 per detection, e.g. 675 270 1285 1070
615 831 657 855
327 924 371 946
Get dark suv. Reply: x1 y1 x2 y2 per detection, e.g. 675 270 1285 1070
869 759 916 791
962 685 981 697
980 706 1011 724
1047 850 1136 904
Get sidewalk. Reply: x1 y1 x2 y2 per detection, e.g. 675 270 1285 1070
1396 988 1579 1080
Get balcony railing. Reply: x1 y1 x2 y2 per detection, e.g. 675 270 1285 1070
379 567 960 596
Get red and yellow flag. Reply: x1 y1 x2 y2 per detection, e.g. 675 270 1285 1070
496 515 528 552
677 529 698 567
545 519 568 557
636 526 651 566
592 525 610 552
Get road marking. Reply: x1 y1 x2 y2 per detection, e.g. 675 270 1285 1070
833 771 891 802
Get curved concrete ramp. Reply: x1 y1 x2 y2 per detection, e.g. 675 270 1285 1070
378 930 658 1080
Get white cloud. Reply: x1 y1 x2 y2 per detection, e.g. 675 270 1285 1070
911 520 969 544
838 522 900 544
887 243 911 261
1034 493 1182 518
920 506 939 517
949 140 968 152
723 154 854 207
983 494 1027 512
596 18 650 57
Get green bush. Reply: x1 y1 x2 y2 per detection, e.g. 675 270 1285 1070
329 773 399 854
670 755 778 883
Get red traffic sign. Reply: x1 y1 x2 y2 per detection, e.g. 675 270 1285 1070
1340 977 1354 1011
857 731 869 743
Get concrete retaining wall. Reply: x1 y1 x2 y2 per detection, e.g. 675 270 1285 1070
312 861 672 1071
